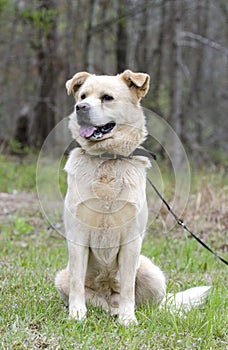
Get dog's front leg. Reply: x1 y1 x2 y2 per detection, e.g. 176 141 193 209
118 238 141 326
68 243 89 321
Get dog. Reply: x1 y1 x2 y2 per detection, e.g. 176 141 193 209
55 70 210 326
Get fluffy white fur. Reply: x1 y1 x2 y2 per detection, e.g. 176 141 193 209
55 70 210 326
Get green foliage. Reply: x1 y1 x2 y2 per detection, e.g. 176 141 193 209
21 6 58 35
0 0 8 13
209 148 228 167
8 139 30 156
11 215 34 236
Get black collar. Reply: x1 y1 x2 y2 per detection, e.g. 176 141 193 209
85 147 156 161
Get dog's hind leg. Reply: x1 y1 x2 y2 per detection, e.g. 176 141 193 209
55 267 109 312
135 255 166 306
55 267 70 305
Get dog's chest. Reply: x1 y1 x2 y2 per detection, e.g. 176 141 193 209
85 160 125 200
68 158 146 228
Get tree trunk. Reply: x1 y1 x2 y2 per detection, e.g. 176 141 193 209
169 0 183 168
135 0 149 72
151 0 166 107
194 0 209 148
82 0 95 71
183 0 210 160
31 0 58 148
65 0 75 77
116 0 127 73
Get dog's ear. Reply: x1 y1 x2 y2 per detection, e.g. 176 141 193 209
120 69 150 99
66 72 91 96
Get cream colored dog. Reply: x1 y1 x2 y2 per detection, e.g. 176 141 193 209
55 70 210 326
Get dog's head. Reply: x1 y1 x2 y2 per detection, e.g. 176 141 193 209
66 70 150 156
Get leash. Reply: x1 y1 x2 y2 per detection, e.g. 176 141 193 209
130 147 227 266
147 176 228 266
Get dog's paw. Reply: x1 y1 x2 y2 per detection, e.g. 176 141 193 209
110 307 119 316
118 313 138 326
69 305 87 321
110 292 120 316
90 295 109 312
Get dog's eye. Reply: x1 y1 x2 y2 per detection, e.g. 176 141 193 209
81 94 86 100
101 94 114 102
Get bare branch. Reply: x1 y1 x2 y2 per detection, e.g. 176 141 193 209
89 0 166 35
180 31 228 56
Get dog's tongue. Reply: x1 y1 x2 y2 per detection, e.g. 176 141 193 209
79 125 97 138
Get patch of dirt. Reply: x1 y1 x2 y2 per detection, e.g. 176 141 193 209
0 192 64 234
0 191 43 228
0 192 38 218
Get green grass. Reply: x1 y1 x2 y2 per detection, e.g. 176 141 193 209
0 155 227 349
0 155 37 193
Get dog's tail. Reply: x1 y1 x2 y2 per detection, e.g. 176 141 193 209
160 286 211 312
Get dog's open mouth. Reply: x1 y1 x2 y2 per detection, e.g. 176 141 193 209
79 122 116 140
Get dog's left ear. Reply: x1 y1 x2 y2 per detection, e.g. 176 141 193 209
66 72 91 96
120 69 150 99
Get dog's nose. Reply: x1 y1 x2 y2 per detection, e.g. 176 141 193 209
76 102 90 112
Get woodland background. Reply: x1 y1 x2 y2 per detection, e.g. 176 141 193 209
1 2 228 347
0 0 227 165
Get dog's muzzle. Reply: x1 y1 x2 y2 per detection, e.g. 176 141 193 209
76 102 116 141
